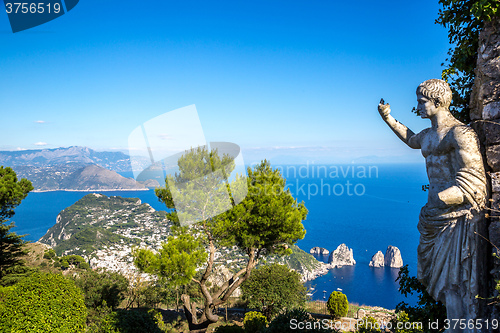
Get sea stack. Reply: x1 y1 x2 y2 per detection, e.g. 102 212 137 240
328 244 356 267
310 247 330 255
384 245 403 268
369 251 385 268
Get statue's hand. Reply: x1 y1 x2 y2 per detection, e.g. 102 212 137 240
378 99 391 120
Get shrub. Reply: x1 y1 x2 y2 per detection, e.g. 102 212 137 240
73 268 129 309
0 272 87 333
214 324 245 333
326 291 348 319
243 311 268 333
264 308 336 333
356 316 381 333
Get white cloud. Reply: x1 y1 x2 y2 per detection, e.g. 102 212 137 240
34 142 48 146
34 120 46 124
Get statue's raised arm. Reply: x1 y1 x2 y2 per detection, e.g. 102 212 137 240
377 98 420 149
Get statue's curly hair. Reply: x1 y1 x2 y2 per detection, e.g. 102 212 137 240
416 79 452 108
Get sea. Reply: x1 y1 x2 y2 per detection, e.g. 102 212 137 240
11 163 427 309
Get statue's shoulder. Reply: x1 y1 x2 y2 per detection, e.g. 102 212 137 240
449 124 480 146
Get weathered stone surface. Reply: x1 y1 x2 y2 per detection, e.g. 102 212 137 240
486 144 500 172
369 251 384 268
471 119 500 146
328 244 356 267
384 246 403 268
310 247 329 255
470 20 500 120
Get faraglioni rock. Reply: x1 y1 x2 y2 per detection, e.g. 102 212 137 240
384 246 403 268
369 251 385 268
310 247 330 255
328 244 356 267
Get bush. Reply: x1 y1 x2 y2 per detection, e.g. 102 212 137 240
264 308 336 333
241 264 307 321
390 311 423 333
213 324 245 333
244 311 268 333
326 291 348 319
0 272 87 333
87 308 168 333
73 268 129 309
356 316 381 333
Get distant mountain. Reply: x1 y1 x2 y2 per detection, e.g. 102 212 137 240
0 146 149 172
13 163 147 192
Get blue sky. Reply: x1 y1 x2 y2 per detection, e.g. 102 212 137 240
0 0 450 164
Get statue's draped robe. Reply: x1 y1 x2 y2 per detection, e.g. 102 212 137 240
417 130 487 312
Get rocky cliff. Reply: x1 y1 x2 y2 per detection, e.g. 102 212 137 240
384 245 403 268
328 243 356 267
310 247 329 255
369 251 385 268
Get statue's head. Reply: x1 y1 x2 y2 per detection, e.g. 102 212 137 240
416 79 452 109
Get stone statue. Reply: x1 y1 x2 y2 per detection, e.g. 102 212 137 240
378 79 487 330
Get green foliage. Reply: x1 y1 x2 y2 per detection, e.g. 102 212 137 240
243 311 268 333
356 316 381 333
264 308 336 333
132 228 208 287
436 0 500 122
241 264 307 321
87 308 168 333
73 268 129 309
326 291 348 319
0 166 33 220
43 249 56 259
390 311 424 333
0 167 33 281
59 254 89 270
213 324 245 333
215 160 307 255
395 265 446 333
0 271 87 332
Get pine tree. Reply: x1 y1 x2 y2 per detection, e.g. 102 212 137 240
0 166 33 281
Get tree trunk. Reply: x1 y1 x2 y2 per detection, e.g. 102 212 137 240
469 17 500 330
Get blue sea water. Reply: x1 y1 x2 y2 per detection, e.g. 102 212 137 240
11 163 428 309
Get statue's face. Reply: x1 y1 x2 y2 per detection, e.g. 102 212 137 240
416 93 438 119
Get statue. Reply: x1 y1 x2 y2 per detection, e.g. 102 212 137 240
378 79 487 331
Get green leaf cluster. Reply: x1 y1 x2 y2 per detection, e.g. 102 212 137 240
436 0 500 122
264 308 337 333
326 291 348 319
0 166 33 281
395 265 446 333
243 311 268 333
215 160 307 255
73 268 129 310
0 272 87 333
356 316 381 333
241 263 307 321
132 228 208 287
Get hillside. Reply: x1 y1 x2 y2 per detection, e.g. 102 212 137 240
13 163 147 192
0 146 149 172
39 194 327 280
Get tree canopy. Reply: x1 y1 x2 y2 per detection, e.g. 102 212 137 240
0 166 33 281
241 263 307 321
134 147 307 333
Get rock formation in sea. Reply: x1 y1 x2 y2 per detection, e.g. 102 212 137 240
328 243 356 267
369 251 385 267
384 245 403 268
310 247 330 255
